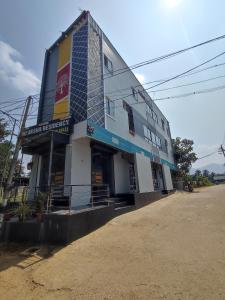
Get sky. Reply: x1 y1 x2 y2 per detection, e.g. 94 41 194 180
0 0 225 170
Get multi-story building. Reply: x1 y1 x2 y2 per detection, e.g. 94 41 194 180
22 11 175 209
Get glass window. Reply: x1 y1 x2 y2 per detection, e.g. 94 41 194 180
166 122 170 136
124 101 135 134
131 87 138 102
151 132 156 144
144 125 148 137
165 139 168 152
104 54 113 74
106 97 115 117
161 119 165 130
153 112 158 123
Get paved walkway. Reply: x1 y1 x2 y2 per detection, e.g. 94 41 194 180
1 185 225 299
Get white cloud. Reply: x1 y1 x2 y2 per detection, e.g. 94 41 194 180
0 41 40 94
134 73 145 84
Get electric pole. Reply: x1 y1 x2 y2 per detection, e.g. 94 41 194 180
3 96 32 203
220 145 225 158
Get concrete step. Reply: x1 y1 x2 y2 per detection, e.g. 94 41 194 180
115 201 129 208
114 205 135 216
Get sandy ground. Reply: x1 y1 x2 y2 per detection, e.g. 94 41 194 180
0 185 225 300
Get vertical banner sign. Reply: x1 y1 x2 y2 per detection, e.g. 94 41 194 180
53 34 72 120
56 63 70 102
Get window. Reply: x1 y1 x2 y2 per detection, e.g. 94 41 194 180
104 54 113 74
106 96 115 117
155 136 161 149
131 87 138 102
123 101 135 134
152 111 158 123
138 90 146 101
165 139 168 153
161 119 165 131
143 125 161 149
152 132 156 145
146 105 158 123
166 121 170 136
143 125 152 143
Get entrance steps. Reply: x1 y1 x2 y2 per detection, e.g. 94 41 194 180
108 194 135 212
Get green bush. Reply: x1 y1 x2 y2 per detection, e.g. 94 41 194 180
14 203 33 222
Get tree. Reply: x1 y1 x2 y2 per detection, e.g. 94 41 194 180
194 169 202 177
172 137 197 178
0 118 9 141
203 169 209 178
0 118 23 183
0 119 13 180
209 172 215 182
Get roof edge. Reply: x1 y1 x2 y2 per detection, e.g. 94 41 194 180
47 10 90 51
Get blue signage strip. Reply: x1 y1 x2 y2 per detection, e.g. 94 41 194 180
87 121 176 170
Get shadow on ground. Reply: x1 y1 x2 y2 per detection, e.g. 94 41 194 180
0 243 61 273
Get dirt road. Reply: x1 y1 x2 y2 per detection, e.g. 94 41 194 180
1 185 225 299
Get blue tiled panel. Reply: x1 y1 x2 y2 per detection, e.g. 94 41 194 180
70 23 88 123
87 17 104 127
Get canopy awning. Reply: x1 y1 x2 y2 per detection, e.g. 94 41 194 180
21 131 69 155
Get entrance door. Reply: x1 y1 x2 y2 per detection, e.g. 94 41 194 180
39 145 66 188
129 163 136 191
151 162 165 191
51 146 66 185
91 148 114 196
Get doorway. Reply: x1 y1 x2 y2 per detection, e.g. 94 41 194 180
91 143 115 196
151 162 165 191
39 145 66 188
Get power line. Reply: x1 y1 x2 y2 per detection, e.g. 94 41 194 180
95 33 225 84
1 32 225 106
18 49 225 119
197 151 218 160
0 109 19 122
109 74 225 97
153 84 225 101
11 83 225 119
107 62 225 96
1 37 225 122
85 50 225 112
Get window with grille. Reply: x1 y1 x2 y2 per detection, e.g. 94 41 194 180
106 96 115 117
104 54 113 74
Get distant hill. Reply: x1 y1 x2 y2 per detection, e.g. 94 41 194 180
190 163 225 174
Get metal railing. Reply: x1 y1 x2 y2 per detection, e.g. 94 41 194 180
0 184 111 215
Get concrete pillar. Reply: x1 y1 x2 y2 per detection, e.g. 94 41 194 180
27 155 41 201
162 164 173 191
135 153 154 193
113 152 130 194
64 144 72 196
70 138 91 208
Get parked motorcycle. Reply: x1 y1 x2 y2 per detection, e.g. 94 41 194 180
184 181 194 192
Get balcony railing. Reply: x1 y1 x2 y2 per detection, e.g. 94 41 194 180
0 184 111 214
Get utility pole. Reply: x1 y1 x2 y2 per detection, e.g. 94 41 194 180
3 96 32 203
220 145 225 158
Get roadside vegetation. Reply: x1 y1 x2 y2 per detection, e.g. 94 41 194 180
185 169 214 188
0 118 26 205
172 137 215 188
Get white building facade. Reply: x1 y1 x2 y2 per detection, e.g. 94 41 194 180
23 11 175 209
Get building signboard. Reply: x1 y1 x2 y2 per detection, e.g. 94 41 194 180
23 118 72 138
